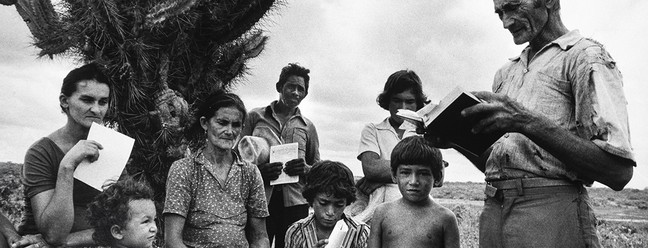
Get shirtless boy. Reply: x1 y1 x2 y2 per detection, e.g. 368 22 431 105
368 136 459 248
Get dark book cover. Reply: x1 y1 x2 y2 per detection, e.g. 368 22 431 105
425 87 503 156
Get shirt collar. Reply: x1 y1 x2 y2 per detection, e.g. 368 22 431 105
193 147 245 167
509 29 582 62
266 100 307 125
375 117 395 131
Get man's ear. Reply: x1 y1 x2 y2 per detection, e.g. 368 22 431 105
276 82 282 93
111 225 124 240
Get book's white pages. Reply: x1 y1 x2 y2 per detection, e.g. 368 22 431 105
74 122 134 191
270 142 299 185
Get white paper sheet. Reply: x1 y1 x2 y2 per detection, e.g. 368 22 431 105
73 122 134 191
269 142 299 186
325 219 349 248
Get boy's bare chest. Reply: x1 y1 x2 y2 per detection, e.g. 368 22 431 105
381 211 445 247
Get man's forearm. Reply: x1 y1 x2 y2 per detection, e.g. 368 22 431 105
523 117 634 190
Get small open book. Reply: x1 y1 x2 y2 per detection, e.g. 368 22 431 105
397 86 503 156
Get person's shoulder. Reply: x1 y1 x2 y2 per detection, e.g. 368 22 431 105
428 200 457 219
569 36 614 60
26 137 55 152
248 105 267 114
288 214 312 230
374 200 398 216
169 155 193 171
298 114 316 127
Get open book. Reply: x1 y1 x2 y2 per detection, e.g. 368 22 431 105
397 86 503 156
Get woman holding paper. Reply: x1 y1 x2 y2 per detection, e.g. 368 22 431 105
164 90 270 248
352 70 434 223
20 63 111 247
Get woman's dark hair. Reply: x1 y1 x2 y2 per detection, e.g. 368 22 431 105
302 160 356 205
187 90 247 141
87 177 155 246
60 63 112 112
275 63 310 95
377 70 427 111
391 136 444 181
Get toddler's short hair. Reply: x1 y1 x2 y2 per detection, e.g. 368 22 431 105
391 136 444 181
87 177 155 246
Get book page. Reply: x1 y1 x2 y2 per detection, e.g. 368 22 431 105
270 142 299 185
73 122 134 191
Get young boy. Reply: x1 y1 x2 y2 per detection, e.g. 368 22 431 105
368 136 459 248
87 178 158 248
285 160 370 248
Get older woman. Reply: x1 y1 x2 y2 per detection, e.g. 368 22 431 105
20 63 111 247
164 91 269 248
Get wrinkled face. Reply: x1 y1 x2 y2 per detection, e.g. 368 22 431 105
494 0 548 45
279 75 307 109
201 106 243 151
115 199 157 248
388 89 417 125
60 79 110 129
393 164 434 203
312 193 347 229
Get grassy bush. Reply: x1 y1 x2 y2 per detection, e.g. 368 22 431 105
0 162 24 227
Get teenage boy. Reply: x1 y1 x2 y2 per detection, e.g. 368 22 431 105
368 136 459 248
285 160 369 248
87 178 158 248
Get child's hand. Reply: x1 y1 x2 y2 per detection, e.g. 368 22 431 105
315 239 328 248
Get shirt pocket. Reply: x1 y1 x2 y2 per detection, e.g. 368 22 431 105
290 127 308 157
531 70 573 123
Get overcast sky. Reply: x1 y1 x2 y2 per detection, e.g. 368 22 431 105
1 0 646 189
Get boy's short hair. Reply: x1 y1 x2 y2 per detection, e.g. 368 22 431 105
302 160 356 205
391 136 444 181
87 177 155 246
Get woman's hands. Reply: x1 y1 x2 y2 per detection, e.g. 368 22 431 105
59 140 103 171
10 234 49 248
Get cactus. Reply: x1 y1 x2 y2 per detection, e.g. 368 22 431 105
8 0 282 204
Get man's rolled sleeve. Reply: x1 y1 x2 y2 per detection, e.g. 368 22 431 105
573 45 635 161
